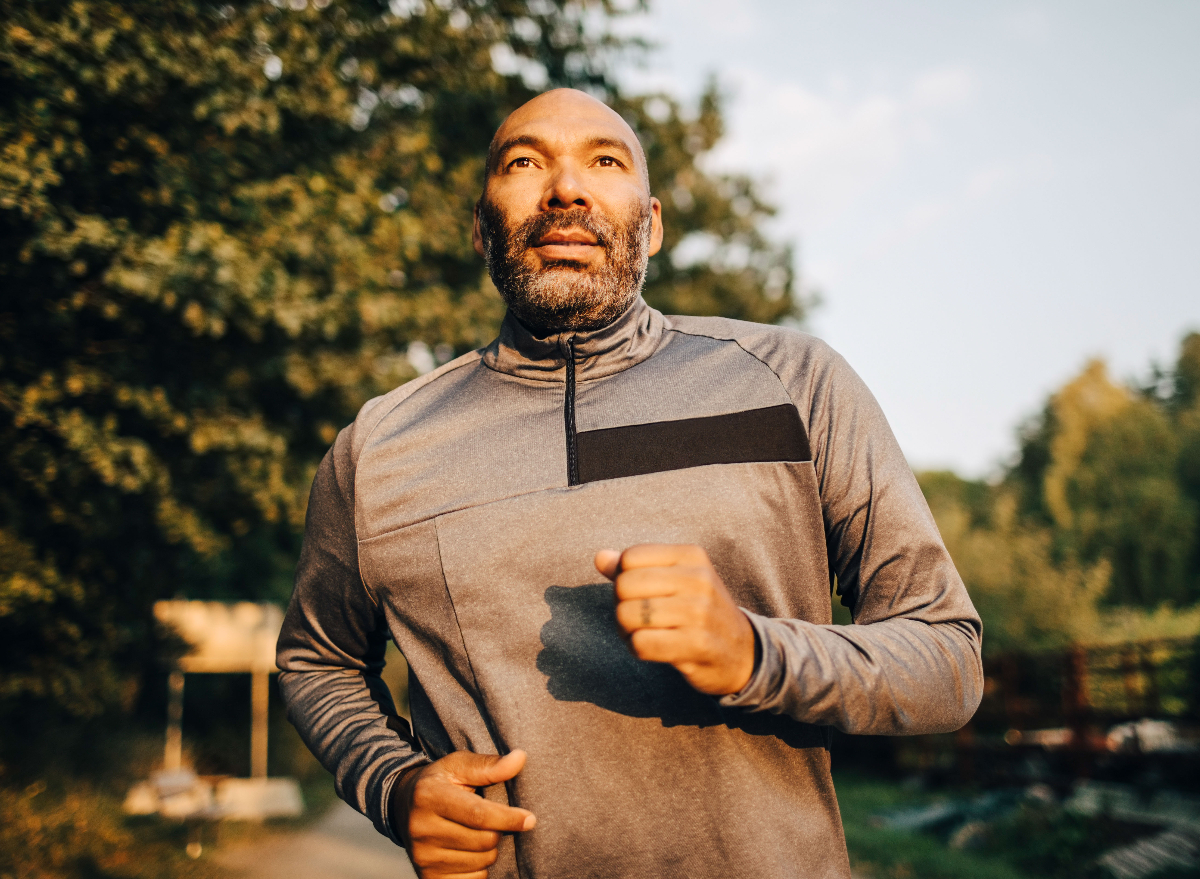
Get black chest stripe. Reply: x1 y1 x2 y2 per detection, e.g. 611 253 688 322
576 403 811 484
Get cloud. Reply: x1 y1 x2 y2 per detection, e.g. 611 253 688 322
696 62 1054 278
672 0 760 37
1002 6 1052 45
862 155 1054 258
705 65 977 231
911 66 976 109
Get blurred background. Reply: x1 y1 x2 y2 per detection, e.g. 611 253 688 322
1 1 1197 878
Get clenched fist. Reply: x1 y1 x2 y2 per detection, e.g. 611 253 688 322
390 750 536 879
595 544 758 696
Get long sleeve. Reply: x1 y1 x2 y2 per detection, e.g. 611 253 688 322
276 422 429 843
721 342 984 735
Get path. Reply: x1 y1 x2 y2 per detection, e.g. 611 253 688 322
214 800 417 879
212 798 868 878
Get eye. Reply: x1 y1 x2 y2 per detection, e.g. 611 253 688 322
596 156 621 168
508 156 536 170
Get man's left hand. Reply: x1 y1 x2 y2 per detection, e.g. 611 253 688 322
594 544 757 697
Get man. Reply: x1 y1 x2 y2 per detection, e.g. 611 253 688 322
277 88 982 879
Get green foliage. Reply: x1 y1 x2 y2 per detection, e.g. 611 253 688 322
834 772 1027 879
837 771 1193 879
918 471 1110 655
0 780 218 879
1071 402 1195 605
1006 337 1200 608
982 802 1150 879
0 0 802 722
918 333 1200 652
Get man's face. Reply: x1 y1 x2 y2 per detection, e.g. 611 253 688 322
474 90 664 333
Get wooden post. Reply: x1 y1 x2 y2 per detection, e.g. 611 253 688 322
1121 646 1139 717
250 670 269 778
1063 645 1093 776
165 670 185 772
1140 644 1160 717
1000 654 1022 730
955 723 975 785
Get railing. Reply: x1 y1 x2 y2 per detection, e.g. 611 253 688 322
972 637 1200 736
833 636 1200 784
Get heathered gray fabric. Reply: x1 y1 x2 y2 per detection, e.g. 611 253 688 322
277 296 983 879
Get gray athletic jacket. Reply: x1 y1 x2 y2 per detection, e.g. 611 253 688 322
277 297 983 879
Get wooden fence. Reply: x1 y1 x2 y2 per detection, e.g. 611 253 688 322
833 636 1200 784
972 637 1200 737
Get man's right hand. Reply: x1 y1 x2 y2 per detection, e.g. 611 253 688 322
391 749 536 879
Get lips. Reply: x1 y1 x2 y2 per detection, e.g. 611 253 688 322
534 229 599 247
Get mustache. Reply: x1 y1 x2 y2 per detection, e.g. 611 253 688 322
518 209 611 249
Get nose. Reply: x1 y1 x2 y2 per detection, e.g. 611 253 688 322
540 162 593 212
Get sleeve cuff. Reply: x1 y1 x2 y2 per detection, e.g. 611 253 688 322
718 610 785 711
378 752 431 846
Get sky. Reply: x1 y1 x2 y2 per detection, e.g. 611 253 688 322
616 0 1200 477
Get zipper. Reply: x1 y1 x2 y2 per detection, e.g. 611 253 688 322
564 335 579 486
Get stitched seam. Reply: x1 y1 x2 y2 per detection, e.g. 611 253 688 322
354 527 384 611
431 518 508 761
350 352 483 609
355 351 483 457
665 325 799 410
357 483 575 543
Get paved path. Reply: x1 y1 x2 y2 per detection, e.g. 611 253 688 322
214 800 417 879
213 799 868 878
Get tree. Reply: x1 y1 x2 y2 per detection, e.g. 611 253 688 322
620 84 800 324
918 466 1200 654
1006 340 1200 608
918 471 1110 655
916 335 1200 656
0 0 804 720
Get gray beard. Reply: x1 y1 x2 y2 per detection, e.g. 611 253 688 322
478 198 652 333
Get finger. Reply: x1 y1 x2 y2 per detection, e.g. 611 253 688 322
628 627 693 665
410 814 501 852
615 596 695 633
618 543 709 571
433 784 536 832
594 549 621 580
443 749 527 787
409 843 498 875
613 566 699 601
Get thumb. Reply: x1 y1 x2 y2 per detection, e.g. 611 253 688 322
594 549 621 581
444 749 527 787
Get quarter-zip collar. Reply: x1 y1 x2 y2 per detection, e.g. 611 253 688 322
482 296 666 382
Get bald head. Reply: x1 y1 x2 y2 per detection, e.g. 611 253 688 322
486 88 649 188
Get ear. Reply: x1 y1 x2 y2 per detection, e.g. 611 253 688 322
472 200 486 258
647 197 664 258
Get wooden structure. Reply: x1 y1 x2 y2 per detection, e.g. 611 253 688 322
153 600 283 778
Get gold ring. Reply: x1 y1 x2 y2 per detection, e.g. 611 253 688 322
640 598 652 627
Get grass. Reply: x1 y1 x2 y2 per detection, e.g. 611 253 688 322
834 770 1200 879
834 771 1027 879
